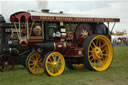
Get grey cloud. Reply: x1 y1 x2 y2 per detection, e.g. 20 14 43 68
1 1 39 22
48 1 111 12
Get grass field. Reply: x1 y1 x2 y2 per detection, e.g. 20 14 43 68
0 46 128 85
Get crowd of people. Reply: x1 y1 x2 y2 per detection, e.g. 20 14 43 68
111 35 128 46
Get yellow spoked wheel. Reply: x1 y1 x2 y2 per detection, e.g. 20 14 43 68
83 35 113 71
26 52 44 74
43 52 65 76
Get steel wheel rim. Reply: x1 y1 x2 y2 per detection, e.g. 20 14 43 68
88 35 113 71
28 52 44 74
46 52 65 76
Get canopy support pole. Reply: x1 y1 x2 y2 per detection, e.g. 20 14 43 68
111 22 116 34
26 21 29 39
19 21 21 40
29 21 34 37
13 22 20 40
42 21 44 40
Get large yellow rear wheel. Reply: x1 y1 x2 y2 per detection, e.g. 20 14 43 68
26 52 44 74
83 35 113 71
43 52 65 76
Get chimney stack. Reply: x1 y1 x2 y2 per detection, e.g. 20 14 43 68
41 9 49 13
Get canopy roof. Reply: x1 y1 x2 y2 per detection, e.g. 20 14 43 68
10 11 120 23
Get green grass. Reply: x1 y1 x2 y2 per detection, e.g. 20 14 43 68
0 46 128 85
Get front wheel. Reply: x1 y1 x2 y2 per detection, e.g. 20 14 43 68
26 51 44 74
83 34 113 71
43 52 65 76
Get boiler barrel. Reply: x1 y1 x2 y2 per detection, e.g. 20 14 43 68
35 41 69 53
35 42 54 51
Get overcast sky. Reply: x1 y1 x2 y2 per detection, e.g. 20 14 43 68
0 0 128 32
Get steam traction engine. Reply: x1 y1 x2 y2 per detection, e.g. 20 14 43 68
0 10 120 76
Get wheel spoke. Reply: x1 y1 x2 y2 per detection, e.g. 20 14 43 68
103 54 108 56
102 48 106 52
55 56 57 61
47 61 52 65
96 39 99 46
30 59 34 62
57 58 61 63
90 45 93 49
48 57 53 62
89 54 93 58
31 65 35 70
99 40 101 48
36 55 39 60
101 43 106 48
52 56 55 61
57 64 62 69
38 64 43 67
38 62 43 65
36 64 40 68
88 51 93 53
29 63 34 66
38 58 43 62
90 58 94 62
49 66 54 73
47 64 52 68
35 55 38 60
31 57 36 61
37 67 41 72
53 55 57 61
93 60 97 67
55 66 59 73
34 68 37 72
92 41 96 47
57 60 62 64
32 67 36 72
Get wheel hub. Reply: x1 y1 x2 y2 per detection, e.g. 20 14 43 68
53 62 57 67
5 62 8 65
54 62 57 65
33 60 38 66
81 30 88 39
93 47 103 59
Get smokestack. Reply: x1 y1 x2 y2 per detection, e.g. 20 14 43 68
60 11 63 14
41 9 49 13
37 0 48 9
